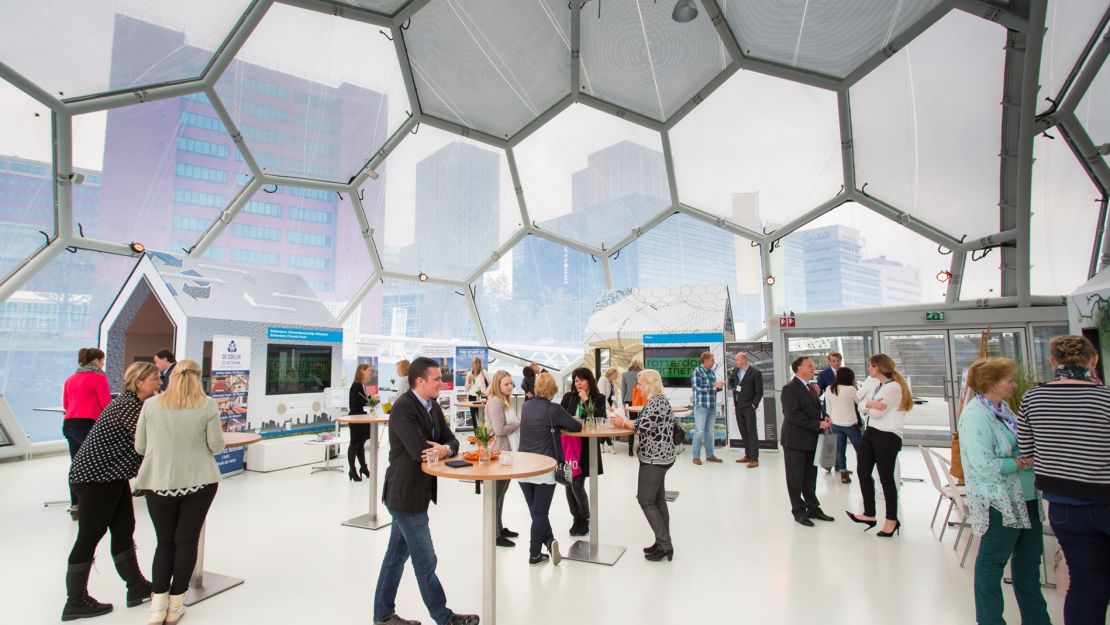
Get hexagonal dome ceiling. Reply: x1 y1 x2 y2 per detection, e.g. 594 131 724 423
0 0 1107 373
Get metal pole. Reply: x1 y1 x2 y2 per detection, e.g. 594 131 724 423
482 478 496 625
589 436 599 555
369 422 380 524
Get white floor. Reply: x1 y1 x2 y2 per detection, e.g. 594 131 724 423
1 442 1066 625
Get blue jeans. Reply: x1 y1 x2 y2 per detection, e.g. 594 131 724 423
374 508 454 625
831 424 862 471
1048 501 1110 625
692 405 717 460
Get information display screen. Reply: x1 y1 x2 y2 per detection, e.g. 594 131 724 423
266 344 332 395
643 346 708 388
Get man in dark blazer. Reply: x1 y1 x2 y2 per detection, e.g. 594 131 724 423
373 357 478 625
780 356 834 526
728 352 764 468
815 352 841 393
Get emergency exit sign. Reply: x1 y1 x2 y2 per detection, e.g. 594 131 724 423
925 311 945 322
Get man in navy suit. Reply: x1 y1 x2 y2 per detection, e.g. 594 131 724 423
815 352 841 393
373 357 478 625
780 356 834 526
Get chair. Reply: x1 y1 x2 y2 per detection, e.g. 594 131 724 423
949 484 976 567
921 448 965 541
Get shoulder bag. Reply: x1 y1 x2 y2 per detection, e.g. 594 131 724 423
547 409 574 486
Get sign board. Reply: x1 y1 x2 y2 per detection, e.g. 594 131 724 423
779 316 797 328
267 326 343 343
925 311 945 322
211 335 251 474
643 332 724 344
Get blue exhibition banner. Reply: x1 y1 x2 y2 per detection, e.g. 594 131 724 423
267 326 343 343
454 346 490 387
215 447 246 474
643 332 724 345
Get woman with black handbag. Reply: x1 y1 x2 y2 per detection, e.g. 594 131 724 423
609 369 677 561
516 372 582 565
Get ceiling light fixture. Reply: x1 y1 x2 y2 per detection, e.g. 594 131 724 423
764 275 776 286
129 242 145 254
672 0 698 22
1096 143 1110 156
936 270 951 283
418 272 429 282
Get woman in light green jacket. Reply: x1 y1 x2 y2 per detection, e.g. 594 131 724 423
134 359 224 625
957 357 1050 625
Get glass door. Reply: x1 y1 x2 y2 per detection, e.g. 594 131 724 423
949 328 1027 408
877 333 952 446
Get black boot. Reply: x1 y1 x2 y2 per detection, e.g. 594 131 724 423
112 546 152 607
61 561 113 621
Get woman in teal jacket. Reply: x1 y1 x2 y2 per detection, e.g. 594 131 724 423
957 357 1049 625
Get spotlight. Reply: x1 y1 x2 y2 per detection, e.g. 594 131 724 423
672 0 698 22
129 242 145 254
764 275 776 286
366 168 380 181
1097 143 1110 156
936 270 951 283
69 172 86 185
418 272 429 282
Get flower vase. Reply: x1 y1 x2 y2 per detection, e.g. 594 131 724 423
477 442 490 464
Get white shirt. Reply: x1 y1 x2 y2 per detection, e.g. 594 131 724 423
857 378 907 438
821 385 859 427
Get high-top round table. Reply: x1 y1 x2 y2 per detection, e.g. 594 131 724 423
564 423 635 565
185 431 261 606
337 413 391 530
423 452 554 625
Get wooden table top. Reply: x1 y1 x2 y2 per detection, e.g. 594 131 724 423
455 401 486 409
564 424 635 438
336 414 390 425
421 451 555 481
223 432 262 448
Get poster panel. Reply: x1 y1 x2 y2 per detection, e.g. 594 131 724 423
724 341 777 450
211 335 250 473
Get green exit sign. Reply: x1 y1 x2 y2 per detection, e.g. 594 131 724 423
925 311 945 321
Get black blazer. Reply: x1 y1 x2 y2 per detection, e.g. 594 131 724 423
349 380 368 415
728 367 764 411
381 390 459 513
559 391 606 477
780 377 823 451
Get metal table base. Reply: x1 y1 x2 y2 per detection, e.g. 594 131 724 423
184 524 242 606
341 422 390 530
564 434 626 566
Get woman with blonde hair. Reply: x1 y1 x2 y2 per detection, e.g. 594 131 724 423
395 359 411 396
486 370 521 546
846 353 912 537
61 362 160 621
609 369 677 561
1019 335 1109 625
133 359 224 624
958 357 1050 625
464 357 490 427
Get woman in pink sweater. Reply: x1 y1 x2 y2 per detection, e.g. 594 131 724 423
62 347 111 517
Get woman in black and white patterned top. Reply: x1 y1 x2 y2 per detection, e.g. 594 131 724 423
61 361 160 622
609 368 677 561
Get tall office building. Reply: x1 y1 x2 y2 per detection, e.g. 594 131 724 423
99 15 388 331
863 256 922 306
382 141 500 339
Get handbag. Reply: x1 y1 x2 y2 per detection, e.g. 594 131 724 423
547 410 574 486
672 416 686 445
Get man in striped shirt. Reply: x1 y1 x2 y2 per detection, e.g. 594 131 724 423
690 351 725 465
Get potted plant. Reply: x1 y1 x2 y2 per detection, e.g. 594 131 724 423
1005 368 1038 414
359 391 381 415
469 420 496 464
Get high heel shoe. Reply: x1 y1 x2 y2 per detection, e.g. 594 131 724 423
348 469 363 482
359 466 370 478
644 548 673 562
876 520 901 537
643 543 659 554
845 512 877 530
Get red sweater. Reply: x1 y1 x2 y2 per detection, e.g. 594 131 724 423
62 371 111 421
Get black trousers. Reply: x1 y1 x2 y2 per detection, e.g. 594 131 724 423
637 462 673 550
69 480 136 564
495 479 510 534
63 419 95 505
565 474 589 525
857 427 902 520
783 446 819 519
347 423 370 472
145 484 218 595
735 404 759 461
519 482 556 557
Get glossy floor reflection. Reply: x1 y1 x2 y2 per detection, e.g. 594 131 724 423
0 442 1065 624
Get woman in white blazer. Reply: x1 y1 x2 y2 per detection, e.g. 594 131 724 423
134 359 224 624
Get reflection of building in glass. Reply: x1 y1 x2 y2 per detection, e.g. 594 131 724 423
100 15 387 316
